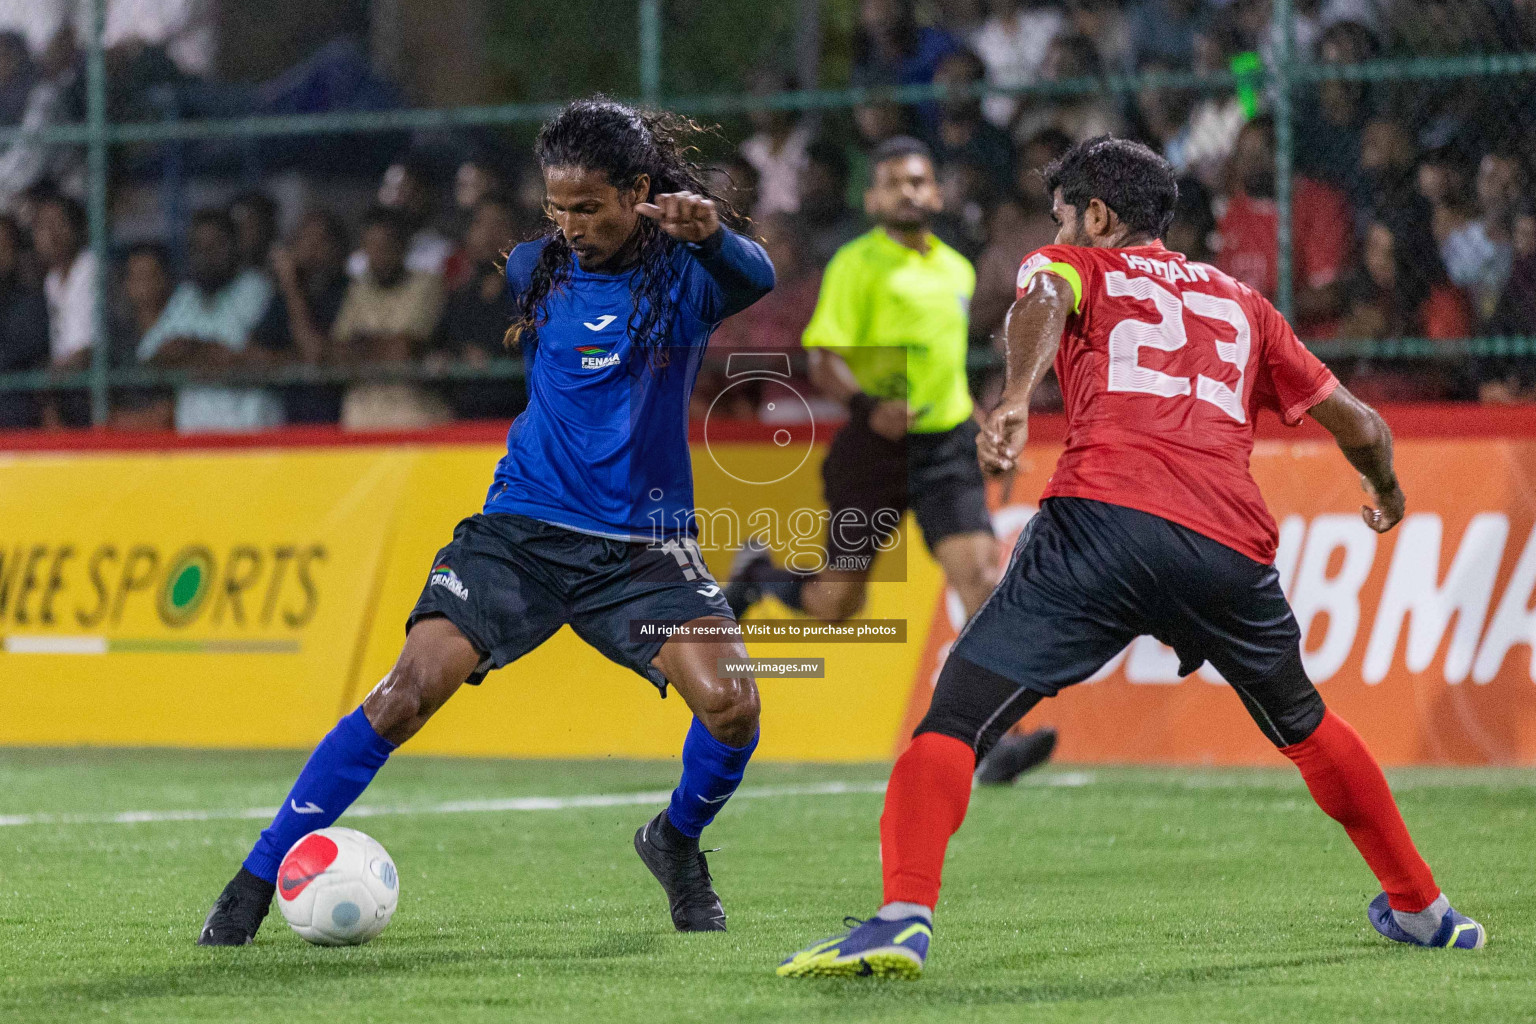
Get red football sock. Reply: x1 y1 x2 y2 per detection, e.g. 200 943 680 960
880 731 976 908
1280 709 1440 912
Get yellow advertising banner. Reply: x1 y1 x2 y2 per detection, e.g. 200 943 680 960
0 449 412 747
0 439 944 761
15 421 1536 766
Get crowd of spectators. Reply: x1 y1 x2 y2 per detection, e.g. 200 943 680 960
3 0 1536 432
0 152 532 431
729 0 1536 409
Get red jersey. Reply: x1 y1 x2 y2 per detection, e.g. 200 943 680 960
1017 240 1337 564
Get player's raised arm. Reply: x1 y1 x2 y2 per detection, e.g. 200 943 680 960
640 192 775 321
978 270 1074 476
1307 384 1405 534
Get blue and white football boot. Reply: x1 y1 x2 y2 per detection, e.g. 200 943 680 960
777 915 931 978
1368 892 1486 949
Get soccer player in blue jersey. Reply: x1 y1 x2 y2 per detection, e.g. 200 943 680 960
199 99 775 944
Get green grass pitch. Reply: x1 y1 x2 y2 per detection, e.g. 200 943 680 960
2 748 1534 1023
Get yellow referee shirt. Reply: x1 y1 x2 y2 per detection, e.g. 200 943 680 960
801 227 976 434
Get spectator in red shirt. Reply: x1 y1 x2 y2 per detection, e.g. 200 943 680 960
1216 115 1352 337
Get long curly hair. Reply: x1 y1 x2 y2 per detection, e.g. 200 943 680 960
506 97 741 370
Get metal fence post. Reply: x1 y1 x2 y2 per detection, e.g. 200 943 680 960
1273 0 1296 323
639 0 661 103
86 0 110 426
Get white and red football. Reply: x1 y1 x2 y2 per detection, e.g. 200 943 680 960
275 827 399 945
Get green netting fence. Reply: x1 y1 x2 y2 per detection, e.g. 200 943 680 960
2 0 1534 423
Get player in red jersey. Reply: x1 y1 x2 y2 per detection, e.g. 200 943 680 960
778 137 1483 979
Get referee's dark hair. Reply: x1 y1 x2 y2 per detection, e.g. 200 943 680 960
1043 136 1179 240
871 135 933 169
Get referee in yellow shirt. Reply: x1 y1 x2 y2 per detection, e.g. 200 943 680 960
726 136 1054 779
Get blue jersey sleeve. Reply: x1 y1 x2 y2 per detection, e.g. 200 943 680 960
681 228 776 325
505 239 546 298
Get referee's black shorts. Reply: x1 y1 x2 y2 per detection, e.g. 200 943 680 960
920 496 1324 755
820 416 992 570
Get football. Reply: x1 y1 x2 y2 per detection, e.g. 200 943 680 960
275 827 399 946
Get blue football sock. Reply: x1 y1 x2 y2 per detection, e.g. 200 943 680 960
242 707 396 883
665 716 758 838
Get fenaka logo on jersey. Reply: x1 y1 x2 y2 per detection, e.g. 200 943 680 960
429 563 469 600
576 344 622 370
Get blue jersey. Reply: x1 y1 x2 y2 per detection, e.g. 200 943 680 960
485 228 774 540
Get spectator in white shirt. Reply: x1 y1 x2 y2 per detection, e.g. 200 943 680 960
1443 152 1523 323
34 191 95 426
739 72 813 219
35 192 92 366
348 156 453 279
968 0 1066 129
0 27 82 213
138 208 279 432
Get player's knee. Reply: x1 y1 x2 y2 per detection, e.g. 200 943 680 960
695 677 760 748
811 583 866 622
1271 685 1327 746
363 655 452 745
1234 662 1326 747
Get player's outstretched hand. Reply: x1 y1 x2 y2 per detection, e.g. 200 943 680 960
979 399 1029 478
636 192 720 243
1361 475 1405 533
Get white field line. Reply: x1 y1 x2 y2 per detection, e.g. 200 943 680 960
0 772 1094 828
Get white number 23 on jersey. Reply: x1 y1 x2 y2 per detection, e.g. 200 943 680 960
1104 270 1252 424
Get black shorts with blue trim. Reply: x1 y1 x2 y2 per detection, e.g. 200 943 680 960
948 497 1316 739
406 513 734 693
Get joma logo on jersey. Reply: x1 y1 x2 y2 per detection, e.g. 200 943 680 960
429 564 469 600
577 345 621 370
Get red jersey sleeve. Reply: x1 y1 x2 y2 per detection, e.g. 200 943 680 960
1016 244 1100 313
1252 294 1338 425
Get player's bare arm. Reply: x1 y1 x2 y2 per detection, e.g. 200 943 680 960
1307 384 1405 534
807 347 911 442
978 271 1072 476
